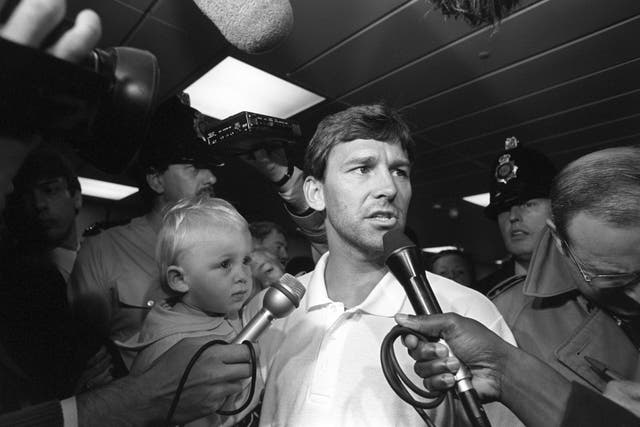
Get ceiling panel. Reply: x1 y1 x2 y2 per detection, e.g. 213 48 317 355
339 0 640 107
287 0 474 98
126 15 227 97
417 88 640 167
422 58 640 144
404 16 640 135
115 0 155 12
151 0 218 35
236 0 411 76
414 105 640 193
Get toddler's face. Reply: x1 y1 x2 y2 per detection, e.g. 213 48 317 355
179 227 253 314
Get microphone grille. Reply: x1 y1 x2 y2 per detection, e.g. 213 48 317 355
279 273 306 303
382 229 415 260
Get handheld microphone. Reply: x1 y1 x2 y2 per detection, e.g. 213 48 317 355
383 229 491 427
234 273 305 343
192 0 294 54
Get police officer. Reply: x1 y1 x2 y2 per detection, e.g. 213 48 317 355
476 137 556 294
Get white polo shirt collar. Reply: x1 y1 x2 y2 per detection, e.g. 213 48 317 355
303 252 406 317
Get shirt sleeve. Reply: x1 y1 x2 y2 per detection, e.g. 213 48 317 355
68 235 114 336
61 397 78 427
0 400 64 427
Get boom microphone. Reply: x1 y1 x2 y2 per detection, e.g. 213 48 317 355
192 0 294 54
383 229 491 427
234 273 305 343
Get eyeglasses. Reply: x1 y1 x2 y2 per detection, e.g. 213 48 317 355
562 240 640 289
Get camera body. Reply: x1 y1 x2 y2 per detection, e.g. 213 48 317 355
0 38 159 174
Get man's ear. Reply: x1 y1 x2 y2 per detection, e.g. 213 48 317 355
146 168 165 195
303 176 326 211
167 265 189 293
546 219 565 254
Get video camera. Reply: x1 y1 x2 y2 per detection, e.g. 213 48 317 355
201 111 302 156
0 14 159 174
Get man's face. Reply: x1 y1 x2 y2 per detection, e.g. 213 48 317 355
308 139 411 258
258 229 288 266
158 164 216 204
497 198 551 263
250 250 284 290
22 177 80 246
432 254 473 287
563 212 640 318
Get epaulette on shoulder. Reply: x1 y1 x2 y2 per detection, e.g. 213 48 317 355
487 275 526 300
83 218 133 237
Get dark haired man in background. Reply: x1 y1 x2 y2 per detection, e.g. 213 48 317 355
250 220 289 266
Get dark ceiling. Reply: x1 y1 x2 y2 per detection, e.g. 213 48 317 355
66 0 640 256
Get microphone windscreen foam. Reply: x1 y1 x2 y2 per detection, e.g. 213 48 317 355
193 0 294 54
382 229 414 260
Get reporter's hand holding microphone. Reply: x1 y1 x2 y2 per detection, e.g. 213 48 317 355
395 312 592 427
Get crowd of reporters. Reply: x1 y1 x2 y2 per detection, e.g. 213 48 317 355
0 0 638 426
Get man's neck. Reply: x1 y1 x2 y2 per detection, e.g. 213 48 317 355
57 223 79 251
146 201 167 233
514 258 529 275
324 247 387 308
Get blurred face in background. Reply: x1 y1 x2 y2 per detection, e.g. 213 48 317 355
151 163 217 206
257 228 288 266
21 176 81 248
431 253 473 286
250 250 284 292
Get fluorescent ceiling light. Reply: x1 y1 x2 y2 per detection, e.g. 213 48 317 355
184 56 325 119
79 177 139 201
421 246 459 253
463 192 490 207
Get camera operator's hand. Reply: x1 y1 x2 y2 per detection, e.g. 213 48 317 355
0 0 101 62
240 146 289 183
395 312 510 402
240 146 313 216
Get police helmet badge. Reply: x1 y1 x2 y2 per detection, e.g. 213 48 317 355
494 137 519 184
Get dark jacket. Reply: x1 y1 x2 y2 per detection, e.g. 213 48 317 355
491 229 640 391
477 259 517 295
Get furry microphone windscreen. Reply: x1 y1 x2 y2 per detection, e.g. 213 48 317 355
193 0 294 54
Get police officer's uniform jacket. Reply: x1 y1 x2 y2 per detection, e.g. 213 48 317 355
490 228 640 391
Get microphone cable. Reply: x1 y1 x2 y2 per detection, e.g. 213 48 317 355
165 339 257 426
381 325 455 427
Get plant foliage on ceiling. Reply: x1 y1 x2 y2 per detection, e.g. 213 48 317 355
428 0 522 26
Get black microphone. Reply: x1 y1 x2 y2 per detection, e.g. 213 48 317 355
233 273 305 343
383 229 491 427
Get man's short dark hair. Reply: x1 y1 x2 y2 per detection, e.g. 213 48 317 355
249 221 286 242
551 146 640 242
303 104 415 180
13 147 80 195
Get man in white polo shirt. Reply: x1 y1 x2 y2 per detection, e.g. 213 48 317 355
248 104 520 426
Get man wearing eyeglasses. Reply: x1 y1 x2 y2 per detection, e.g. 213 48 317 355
491 146 640 395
